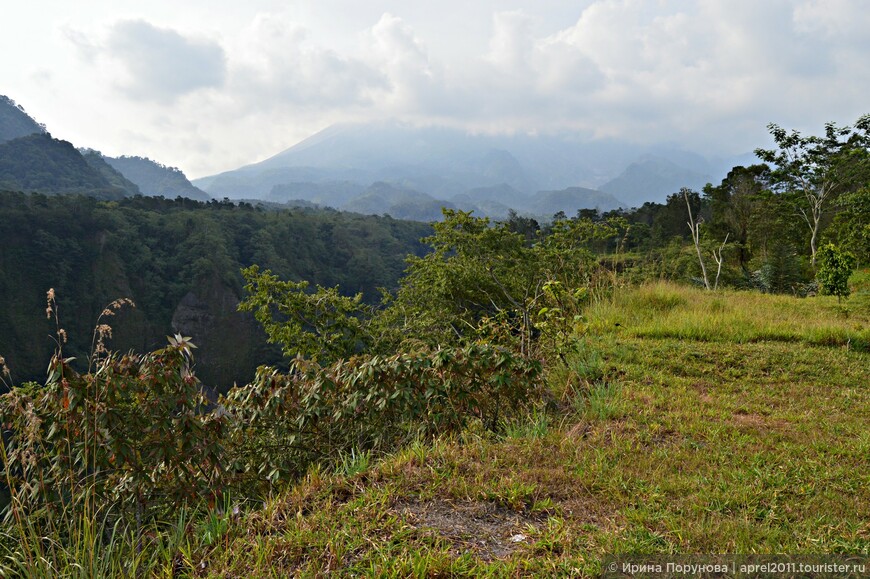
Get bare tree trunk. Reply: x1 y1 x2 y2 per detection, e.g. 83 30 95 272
711 233 729 291
684 189 711 290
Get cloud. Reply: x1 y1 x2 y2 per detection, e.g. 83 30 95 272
54 1 870 176
361 13 443 113
228 13 386 108
218 1 870 157
105 19 227 101
486 11 535 72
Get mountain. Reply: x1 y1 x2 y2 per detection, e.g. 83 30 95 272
527 187 624 217
81 150 141 197
0 133 127 199
342 182 456 222
193 122 606 200
450 184 624 220
267 180 366 206
103 156 211 201
0 96 45 143
194 121 744 216
599 156 713 207
450 184 525 220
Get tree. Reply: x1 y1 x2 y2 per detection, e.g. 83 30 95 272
238 265 375 365
704 164 770 272
755 116 870 265
816 244 857 302
683 187 711 290
392 209 600 357
829 187 870 264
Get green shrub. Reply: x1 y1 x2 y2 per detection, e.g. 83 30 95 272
222 344 543 490
817 244 857 301
0 336 225 526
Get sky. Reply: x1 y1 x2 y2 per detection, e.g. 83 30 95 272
2 0 869 179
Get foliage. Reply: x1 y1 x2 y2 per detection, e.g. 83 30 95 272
0 191 430 390
755 116 870 264
0 287 543 572
755 243 809 295
828 186 870 263
816 244 858 301
222 344 542 489
239 265 375 364
394 209 604 356
0 334 225 527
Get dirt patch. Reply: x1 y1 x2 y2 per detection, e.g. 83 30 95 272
393 498 543 560
731 411 790 431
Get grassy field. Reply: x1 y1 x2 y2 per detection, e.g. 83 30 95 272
175 281 868 577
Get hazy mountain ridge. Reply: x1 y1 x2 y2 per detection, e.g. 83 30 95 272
599 156 713 205
0 95 208 202
195 121 746 220
342 182 457 222
81 150 142 196
0 96 45 143
103 155 211 201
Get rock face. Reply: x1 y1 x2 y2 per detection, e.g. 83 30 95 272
171 277 276 392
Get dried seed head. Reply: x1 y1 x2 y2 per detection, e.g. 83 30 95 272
46 288 56 319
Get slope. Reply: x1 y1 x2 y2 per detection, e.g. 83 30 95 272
0 95 45 142
104 155 211 201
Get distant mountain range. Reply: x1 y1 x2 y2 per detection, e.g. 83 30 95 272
2 94 755 219
102 156 210 201
194 121 750 220
0 95 210 202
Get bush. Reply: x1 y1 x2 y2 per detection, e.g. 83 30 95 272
0 335 225 525
816 244 857 301
222 344 543 490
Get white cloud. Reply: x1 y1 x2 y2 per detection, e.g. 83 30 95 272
35 0 870 176
105 20 227 101
228 13 387 108
360 13 441 113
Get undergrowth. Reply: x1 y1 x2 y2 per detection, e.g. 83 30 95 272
1 280 867 576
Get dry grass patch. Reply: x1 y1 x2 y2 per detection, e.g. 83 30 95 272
394 498 543 560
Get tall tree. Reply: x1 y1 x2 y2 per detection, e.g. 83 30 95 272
755 116 870 265
704 165 770 272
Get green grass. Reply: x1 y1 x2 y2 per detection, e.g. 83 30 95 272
178 282 869 577
6 281 866 577
585 281 870 351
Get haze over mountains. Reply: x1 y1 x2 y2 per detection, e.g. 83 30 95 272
0 96 210 202
194 121 752 219
2 95 754 219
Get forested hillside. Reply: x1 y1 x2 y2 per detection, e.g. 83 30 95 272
0 192 430 390
0 96 45 142
0 134 129 199
103 155 212 201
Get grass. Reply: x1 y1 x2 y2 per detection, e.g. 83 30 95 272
5 281 867 576
173 282 869 577
584 281 870 351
